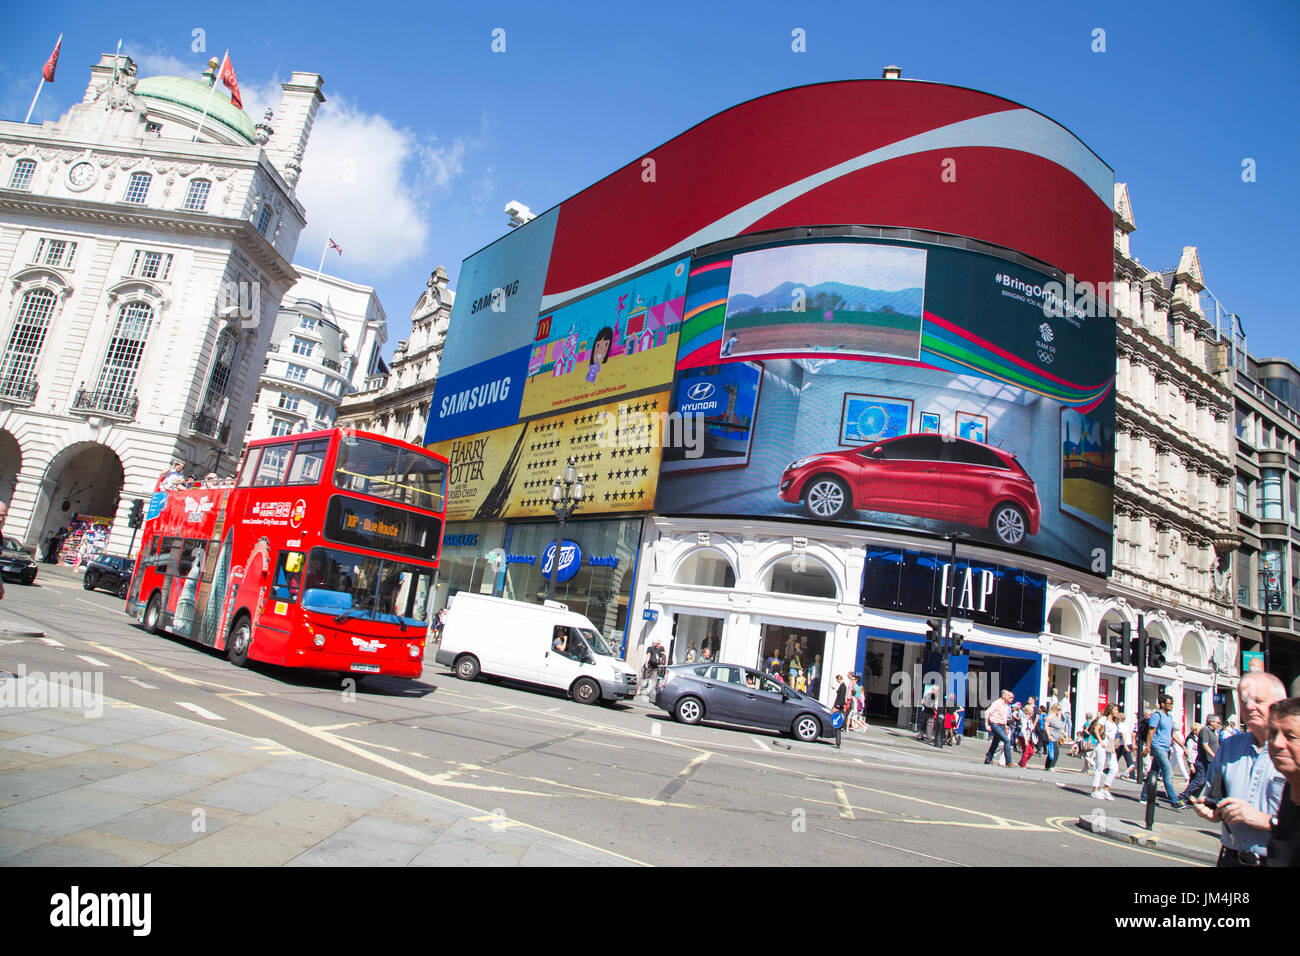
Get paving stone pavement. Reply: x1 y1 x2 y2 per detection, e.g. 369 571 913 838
0 674 639 867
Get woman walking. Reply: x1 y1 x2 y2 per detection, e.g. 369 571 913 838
1044 703 1065 771
1090 704 1121 800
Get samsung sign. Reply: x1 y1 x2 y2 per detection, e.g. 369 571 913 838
426 345 529 443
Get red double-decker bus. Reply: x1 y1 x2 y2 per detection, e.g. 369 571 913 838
126 429 447 678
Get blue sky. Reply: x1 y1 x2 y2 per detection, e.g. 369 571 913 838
3 0 1297 365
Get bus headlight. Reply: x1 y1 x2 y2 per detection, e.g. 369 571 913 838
313 635 326 647
409 643 421 658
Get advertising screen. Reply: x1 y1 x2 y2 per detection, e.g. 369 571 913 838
655 238 1116 573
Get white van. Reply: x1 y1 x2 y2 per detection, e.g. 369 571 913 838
433 593 638 704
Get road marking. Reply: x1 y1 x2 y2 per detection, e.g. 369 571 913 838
818 826 970 867
40 637 65 647
752 736 771 752
85 641 263 695
250 737 296 756
651 724 661 737
655 751 710 803
0 639 23 645
176 702 225 721
853 758 863 764
122 676 159 690
832 783 855 820
76 655 109 667
1043 815 1203 865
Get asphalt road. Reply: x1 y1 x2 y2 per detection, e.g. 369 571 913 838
2 564 1195 867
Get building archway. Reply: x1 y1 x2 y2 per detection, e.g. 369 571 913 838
33 442 125 561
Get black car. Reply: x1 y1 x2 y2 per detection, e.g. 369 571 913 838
652 662 838 742
83 555 134 598
0 537 37 585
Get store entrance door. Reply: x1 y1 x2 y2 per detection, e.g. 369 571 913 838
756 623 826 698
668 612 726 666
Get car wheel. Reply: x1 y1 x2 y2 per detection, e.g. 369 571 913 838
990 503 1028 546
792 714 822 742
143 593 163 634
805 475 850 520
83 572 96 590
572 677 601 705
227 616 252 667
21 571 36 586
675 695 704 725
117 581 130 600
455 655 480 681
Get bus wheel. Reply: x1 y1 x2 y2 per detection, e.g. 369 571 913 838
227 616 252 667
143 594 163 634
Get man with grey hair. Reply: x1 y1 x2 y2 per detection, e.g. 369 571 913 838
1191 670 1287 866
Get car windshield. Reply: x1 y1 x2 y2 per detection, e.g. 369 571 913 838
294 546 433 629
578 628 615 657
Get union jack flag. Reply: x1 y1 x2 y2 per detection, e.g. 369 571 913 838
327 237 343 255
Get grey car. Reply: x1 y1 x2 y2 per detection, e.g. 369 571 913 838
651 662 837 742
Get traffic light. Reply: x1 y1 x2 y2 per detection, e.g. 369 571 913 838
950 628 965 656
1104 621 1132 664
127 498 144 529
925 618 945 654
1147 635 1168 669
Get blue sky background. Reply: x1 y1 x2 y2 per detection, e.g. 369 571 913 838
3 0 1296 365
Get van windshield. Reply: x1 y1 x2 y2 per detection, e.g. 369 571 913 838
579 628 615 657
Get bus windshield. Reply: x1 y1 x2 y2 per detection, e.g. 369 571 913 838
333 437 446 512
296 546 433 628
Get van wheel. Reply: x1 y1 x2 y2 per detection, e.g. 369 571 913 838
572 678 601 705
455 655 480 681
227 615 252 667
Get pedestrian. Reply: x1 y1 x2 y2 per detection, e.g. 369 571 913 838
1073 712 1097 771
1019 700 1038 767
983 689 1015 767
1114 708 1136 780
1044 703 1065 771
685 641 697 663
1179 714 1222 802
1139 693 1187 810
1222 716 1240 739
832 675 847 749
1265 697 1300 867
639 640 667 697
1090 704 1121 800
1190 671 1288 866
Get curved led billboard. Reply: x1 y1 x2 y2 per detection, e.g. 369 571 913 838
656 235 1114 571
427 79 1115 571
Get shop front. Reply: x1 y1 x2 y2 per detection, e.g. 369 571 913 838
500 516 644 655
432 521 508 615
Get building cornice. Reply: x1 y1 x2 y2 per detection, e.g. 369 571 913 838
0 190 298 285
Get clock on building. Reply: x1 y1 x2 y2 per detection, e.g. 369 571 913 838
67 161 98 191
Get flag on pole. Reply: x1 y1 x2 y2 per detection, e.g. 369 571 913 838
42 36 62 82
219 53 242 109
328 237 343 255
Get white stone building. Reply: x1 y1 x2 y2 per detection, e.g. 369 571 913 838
335 265 451 446
1033 184 1240 728
246 270 387 442
0 53 322 558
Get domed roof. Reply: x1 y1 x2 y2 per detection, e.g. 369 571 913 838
135 75 256 144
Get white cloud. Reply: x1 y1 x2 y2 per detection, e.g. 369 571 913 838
291 99 486 277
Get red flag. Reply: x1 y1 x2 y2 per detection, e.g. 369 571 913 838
42 36 62 83
220 53 242 109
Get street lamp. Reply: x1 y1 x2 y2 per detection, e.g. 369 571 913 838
546 457 585 601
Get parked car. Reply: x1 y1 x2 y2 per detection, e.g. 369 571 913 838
777 433 1041 546
83 555 135 598
434 593 639 704
652 662 837 742
0 537 37 585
